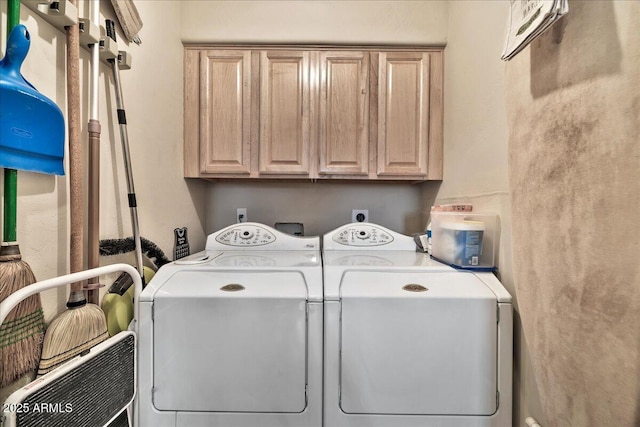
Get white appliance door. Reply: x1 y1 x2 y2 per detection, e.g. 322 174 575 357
340 271 497 415
153 270 308 413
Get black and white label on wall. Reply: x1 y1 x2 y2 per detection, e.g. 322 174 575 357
502 0 568 60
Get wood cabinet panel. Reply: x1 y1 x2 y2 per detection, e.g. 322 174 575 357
183 49 200 177
259 51 311 175
199 50 251 174
426 50 443 180
318 52 369 176
377 52 430 177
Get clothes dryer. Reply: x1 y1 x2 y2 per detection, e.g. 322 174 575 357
323 223 512 427
137 223 322 427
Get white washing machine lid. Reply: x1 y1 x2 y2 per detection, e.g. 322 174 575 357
153 269 309 299
141 249 323 302
339 270 498 415
322 251 455 300
152 270 308 413
339 270 497 299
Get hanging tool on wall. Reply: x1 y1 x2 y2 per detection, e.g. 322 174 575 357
110 0 144 45
86 0 103 305
105 19 144 284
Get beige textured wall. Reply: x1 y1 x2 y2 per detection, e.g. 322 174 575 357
429 1 546 425
0 0 207 323
505 1 640 426
181 0 448 45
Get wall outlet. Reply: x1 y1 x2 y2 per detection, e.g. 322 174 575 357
237 208 247 223
352 209 369 223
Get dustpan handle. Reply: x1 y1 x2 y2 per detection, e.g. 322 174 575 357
0 263 142 329
2 0 20 244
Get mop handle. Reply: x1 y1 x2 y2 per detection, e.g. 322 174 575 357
0 264 142 330
107 21 144 280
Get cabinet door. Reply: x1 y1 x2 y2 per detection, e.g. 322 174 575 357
199 50 252 174
318 52 369 176
259 51 311 175
377 52 432 177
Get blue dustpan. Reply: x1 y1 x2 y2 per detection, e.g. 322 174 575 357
0 25 65 175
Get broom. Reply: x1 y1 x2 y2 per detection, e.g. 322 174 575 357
37 0 108 376
0 0 46 388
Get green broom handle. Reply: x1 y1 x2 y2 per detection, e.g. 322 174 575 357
3 0 20 243
3 172 17 242
7 0 19 32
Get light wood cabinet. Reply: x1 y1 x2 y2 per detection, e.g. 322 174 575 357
259 51 311 175
198 50 252 175
184 46 443 181
318 51 369 176
377 51 443 179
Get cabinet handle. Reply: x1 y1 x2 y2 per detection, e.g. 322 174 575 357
361 90 367 124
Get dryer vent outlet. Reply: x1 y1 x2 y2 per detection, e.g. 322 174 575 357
352 209 369 223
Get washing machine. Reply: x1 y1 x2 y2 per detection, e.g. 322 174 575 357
136 222 322 427
323 223 513 427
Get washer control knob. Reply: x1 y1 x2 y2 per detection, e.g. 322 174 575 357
356 230 370 240
240 230 254 240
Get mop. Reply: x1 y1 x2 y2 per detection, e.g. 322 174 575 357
97 20 146 338
105 19 144 284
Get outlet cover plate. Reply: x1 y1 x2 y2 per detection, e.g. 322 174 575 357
352 209 369 223
237 208 247 223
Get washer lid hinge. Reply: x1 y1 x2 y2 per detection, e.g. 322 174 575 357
497 305 500 323
496 390 500 409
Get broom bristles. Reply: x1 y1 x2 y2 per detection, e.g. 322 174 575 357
0 255 46 387
37 303 108 376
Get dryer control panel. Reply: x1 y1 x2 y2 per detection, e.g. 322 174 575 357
324 223 416 251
